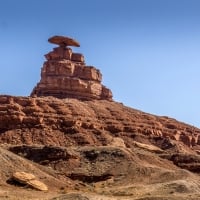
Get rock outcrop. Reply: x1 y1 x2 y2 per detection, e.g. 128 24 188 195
0 95 200 152
31 35 112 100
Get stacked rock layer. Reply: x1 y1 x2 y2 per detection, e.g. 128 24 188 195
31 36 113 100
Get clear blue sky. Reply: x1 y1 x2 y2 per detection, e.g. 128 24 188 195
0 0 200 127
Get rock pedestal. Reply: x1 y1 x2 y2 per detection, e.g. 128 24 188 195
31 35 113 100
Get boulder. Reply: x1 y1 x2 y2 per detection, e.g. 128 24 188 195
12 172 48 191
12 172 35 183
28 179 48 191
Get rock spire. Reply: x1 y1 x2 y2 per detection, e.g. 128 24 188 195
31 35 113 100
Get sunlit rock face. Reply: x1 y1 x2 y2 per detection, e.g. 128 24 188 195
31 35 113 100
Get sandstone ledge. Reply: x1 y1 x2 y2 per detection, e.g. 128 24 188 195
0 95 200 151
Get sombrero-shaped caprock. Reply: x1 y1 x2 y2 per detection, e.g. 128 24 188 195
48 35 80 47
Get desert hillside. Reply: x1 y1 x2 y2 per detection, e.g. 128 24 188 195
0 95 200 200
0 36 200 199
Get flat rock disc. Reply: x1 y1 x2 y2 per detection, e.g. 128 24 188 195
48 35 80 47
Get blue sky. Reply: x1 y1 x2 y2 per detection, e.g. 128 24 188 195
0 0 200 127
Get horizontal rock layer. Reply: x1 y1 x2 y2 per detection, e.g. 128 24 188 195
0 95 200 151
31 61 112 99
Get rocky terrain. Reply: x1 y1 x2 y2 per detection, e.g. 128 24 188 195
0 36 200 199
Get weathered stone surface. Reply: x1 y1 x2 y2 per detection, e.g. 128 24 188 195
1 95 200 151
48 35 80 47
133 141 164 153
45 47 73 61
160 153 200 173
28 179 48 191
13 172 35 183
12 172 48 191
1 95 200 198
31 36 112 100
71 53 84 63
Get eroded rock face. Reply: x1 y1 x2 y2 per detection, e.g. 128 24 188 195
1 95 200 198
0 95 200 152
31 35 113 100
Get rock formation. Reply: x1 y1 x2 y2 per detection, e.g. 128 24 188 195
31 35 113 100
1 95 200 150
1 36 200 199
